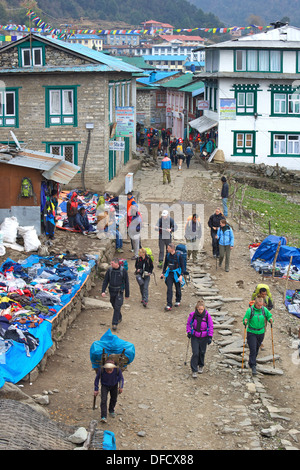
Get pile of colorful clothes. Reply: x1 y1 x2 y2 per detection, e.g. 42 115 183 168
285 289 300 318
0 252 97 388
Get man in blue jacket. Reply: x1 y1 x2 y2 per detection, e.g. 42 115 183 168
216 218 234 272
161 153 172 184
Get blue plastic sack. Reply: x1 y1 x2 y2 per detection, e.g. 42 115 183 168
90 329 135 370
103 430 116 450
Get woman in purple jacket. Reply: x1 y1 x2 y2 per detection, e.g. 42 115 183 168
186 300 214 378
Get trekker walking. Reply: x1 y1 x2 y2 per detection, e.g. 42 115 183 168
216 218 234 272
184 144 194 169
169 138 177 165
221 176 229 217
128 205 142 260
186 300 214 378
101 258 130 331
94 359 124 423
243 295 273 375
250 284 274 349
135 248 154 307
176 138 185 170
184 214 202 263
155 210 177 268
161 153 172 184
161 243 184 311
208 208 223 258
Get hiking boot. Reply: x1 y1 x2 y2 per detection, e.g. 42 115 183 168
198 366 203 374
157 262 163 268
165 305 172 311
192 372 197 378
101 417 107 423
112 324 117 331
142 300 147 308
109 412 115 418
116 248 124 253
174 302 180 307
251 366 257 376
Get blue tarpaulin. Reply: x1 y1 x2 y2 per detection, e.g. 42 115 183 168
0 254 97 388
90 329 135 370
251 235 300 267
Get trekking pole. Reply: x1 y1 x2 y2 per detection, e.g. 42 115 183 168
270 323 275 369
152 271 157 286
93 395 96 410
241 324 247 369
184 337 190 365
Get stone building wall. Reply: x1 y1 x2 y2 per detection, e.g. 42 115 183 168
0 70 133 192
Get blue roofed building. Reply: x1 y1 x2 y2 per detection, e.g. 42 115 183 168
66 34 103 51
142 55 188 72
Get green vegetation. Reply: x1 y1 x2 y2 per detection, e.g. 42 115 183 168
235 186 300 247
191 0 300 28
0 0 223 29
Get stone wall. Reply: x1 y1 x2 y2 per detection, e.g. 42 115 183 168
136 89 166 129
0 71 133 192
206 161 300 193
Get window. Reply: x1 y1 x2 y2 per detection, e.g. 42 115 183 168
274 93 286 114
236 91 255 114
21 47 43 67
271 87 300 116
0 88 18 127
233 131 256 156
44 141 80 165
235 50 246 71
235 49 282 72
271 133 300 156
45 86 78 127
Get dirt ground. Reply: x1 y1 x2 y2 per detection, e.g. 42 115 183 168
15 160 300 451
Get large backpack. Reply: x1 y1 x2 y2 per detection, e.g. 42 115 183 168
144 247 154 263
18 177 37 203
252 284 272 301
90 329 135 371
176 244 188 275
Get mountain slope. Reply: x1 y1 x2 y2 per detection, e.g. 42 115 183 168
189 0 300 28
0 0 224 29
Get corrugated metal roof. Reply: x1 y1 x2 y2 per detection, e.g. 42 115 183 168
0 64 112 74
39 35 142 72
0 135 80 184
0 33 143 74
160 73 195 89
180 80 204 93
143 55 187 61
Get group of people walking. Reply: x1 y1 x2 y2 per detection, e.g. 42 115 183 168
95 174 275 421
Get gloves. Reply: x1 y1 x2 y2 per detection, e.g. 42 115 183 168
187 333 192 339
208 337 212 345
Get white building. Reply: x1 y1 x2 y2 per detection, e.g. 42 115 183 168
193 24 300 170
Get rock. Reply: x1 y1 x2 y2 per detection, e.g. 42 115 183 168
246 383 256 394
82 298 112 309
33 394 50 405
137 431 146 437
68 427 88 444
256 365 283 375
260 424 284 438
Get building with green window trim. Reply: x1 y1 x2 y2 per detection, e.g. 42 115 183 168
193 24 300 170
0 33 142 190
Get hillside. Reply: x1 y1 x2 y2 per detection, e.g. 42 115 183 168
189 0 300 28
0 0 224 29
